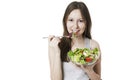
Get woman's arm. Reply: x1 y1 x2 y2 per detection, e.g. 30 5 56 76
48 36 63 80
80 39 101 80
84 59 101 80
93 55 101 77
79 57 101 80
87 39 101 80
49 47 62 80
91 39 101 78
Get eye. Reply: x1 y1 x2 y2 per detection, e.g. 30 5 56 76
79 19 84 22
68 19 73 21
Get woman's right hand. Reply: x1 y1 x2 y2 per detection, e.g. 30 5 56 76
48 35 61 56
48 35 62 80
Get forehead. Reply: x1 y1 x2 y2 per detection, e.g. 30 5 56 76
68 9 83 19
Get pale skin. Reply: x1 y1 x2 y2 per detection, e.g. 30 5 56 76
48 9 101 80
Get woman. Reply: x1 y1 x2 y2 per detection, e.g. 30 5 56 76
48 1 101 80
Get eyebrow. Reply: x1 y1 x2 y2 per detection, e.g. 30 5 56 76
67 17 84 19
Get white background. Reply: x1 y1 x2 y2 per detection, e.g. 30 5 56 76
0 0 120 80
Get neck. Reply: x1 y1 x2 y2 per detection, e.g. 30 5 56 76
72 36 84 43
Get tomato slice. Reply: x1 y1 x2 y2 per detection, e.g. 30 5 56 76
85 57 92 62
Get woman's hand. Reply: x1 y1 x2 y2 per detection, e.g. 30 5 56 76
48 35 61 55
78 58 101 80
48 35 62 80
80 58 100 71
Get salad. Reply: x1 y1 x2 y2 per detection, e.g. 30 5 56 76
67 48 100 65
69 32 77 38
69 30 79 38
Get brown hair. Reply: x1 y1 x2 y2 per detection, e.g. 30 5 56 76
59 1 92 62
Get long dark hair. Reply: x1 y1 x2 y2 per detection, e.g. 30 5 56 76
59 1 92 62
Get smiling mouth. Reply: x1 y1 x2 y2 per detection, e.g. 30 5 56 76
73 29 80 34
69 30 80 38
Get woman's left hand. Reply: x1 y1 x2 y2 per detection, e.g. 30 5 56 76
77 58 101 80
79 58 100 72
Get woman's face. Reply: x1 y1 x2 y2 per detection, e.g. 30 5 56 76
66 9 86 36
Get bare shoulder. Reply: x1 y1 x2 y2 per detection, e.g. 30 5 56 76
90 39 100 49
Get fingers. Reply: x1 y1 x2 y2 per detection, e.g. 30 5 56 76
76 63 87 69
48 35 55 42
48 35 61 47
95 57 101 65
90 56 101 68
48 35 61 41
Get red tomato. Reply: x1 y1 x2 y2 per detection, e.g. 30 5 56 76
85 57 92 62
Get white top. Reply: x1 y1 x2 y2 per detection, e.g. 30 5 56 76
63 62 89 80
63 38 90 80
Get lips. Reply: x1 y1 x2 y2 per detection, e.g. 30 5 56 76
73 29 80 34
75 30 80 34
68 29 80 38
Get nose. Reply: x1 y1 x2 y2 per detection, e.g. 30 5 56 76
72 21 78 31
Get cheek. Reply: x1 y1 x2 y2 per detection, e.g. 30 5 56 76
79 24 86 33
82 25 86 30
82 26 86 32
66 22 73 33
82 27 86 32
